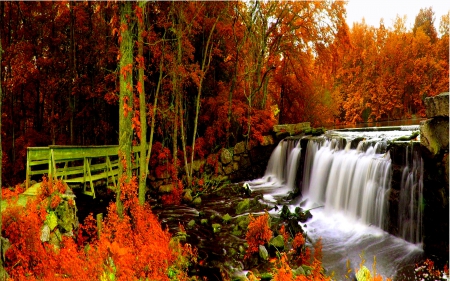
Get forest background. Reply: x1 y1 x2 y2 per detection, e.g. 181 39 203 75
0 1 448 188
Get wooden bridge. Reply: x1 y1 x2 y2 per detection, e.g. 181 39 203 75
26 145 144 198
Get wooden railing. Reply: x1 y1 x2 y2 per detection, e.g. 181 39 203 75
26 145 143 198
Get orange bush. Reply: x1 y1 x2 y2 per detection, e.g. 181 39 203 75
2 177 195 281
245 212 273 259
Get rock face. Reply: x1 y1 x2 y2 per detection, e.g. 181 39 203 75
420 118 449 157
420 92 449 265
424 92 449 118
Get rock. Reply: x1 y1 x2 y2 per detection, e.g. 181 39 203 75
183 189 193 203
270 235 285 250
420 118 449 157
425 92 449 118
187 219 196 229
293 266 305 276
236 198 251 214
259 245 269 260
46 211 58 231
280 205 292 219
222 213 232 224
212 223 222 233
220 149 233 165
237 215 250 230
193 197 202 205
234 142 246 155
56 200 78 233
40 224 50 242
159 183 173 193
223 164 233 175
233 161 239 172
273 122 310 134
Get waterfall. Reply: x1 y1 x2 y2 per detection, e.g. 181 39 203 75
303 138 391 229
398 146 423 245
247 139 302 197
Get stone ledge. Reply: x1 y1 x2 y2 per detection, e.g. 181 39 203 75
425 92 449 118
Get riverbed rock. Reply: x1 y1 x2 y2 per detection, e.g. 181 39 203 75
269 235 285 251
258 245 269 260
212 223 222 233
425 92 449 118
236 199 251 214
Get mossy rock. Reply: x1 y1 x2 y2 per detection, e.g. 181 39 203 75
222 213 233 223
46 211 58 231
259 245 269 260
293 266 305 277
260 272 273 281
269 235 285 250
236 215 250 230
193 197 202 205
232 225 242 236
187 219 196 229
236 198 251 214
212 223 222 233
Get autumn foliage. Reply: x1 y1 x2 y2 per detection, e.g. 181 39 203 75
1 178 196 280
0 2 447 186
245 213 273 258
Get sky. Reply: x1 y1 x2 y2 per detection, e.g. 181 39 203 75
345 0 450 32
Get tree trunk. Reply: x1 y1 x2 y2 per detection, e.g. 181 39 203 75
137 2 147 206
188 17 219 185
117 1 133 217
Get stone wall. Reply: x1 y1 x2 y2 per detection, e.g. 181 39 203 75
420 92 449 264
151 122 311 191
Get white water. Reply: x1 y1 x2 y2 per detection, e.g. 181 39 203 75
303 139 391 229
246 139 301 202
245 126 424 280
398 146 423 245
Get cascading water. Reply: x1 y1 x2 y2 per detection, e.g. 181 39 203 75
302 138 391 229
246 125 424 280
398 145 423 245
247 138 302 201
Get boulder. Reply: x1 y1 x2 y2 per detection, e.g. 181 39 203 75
425 92 449 118
234 142 246 155
220 149 233 165
420 118 449 157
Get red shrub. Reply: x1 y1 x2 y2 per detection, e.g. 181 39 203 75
245 213 273 259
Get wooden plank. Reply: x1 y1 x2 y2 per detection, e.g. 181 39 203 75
64 169 119 183
28 160 50 166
